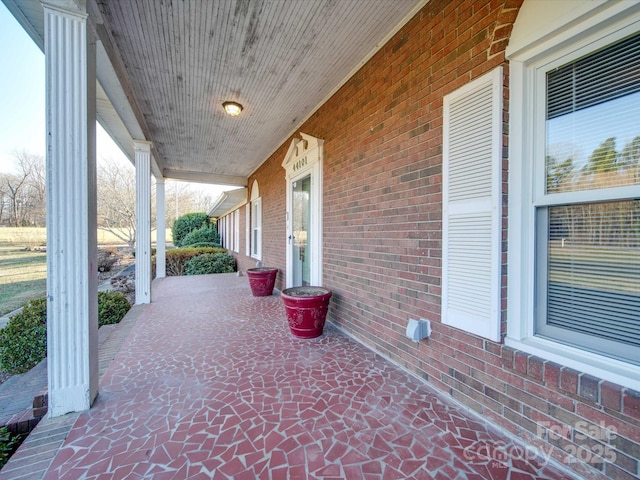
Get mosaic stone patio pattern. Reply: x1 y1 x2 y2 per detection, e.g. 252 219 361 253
21 274 575 479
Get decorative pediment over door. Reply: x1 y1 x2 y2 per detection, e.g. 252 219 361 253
282 132 324 177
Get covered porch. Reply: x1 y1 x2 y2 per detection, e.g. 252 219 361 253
4 1 639 477
1 274 573 479
1 0 431 418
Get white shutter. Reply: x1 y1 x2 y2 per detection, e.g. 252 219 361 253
442 67 502 341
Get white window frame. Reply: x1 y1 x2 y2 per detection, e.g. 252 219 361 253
219 218 225 248
506 3 640 390
233 209 239 253
251 198 262 261
245 203 250 256
225 215 230 250
249 180 262 261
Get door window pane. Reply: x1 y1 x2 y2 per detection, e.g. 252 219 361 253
292 175 311 286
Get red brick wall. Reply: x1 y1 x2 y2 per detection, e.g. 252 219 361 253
237 143 290 291
234 1 640 479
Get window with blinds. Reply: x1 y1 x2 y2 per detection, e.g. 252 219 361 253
536 32 640 365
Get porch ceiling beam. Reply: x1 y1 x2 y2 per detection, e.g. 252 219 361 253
162 169 247 188
95 40 145 142
90 0 163 178
89 1 154 145
2 0 43 47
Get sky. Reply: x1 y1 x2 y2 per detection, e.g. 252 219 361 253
0 2 46 172
0 2 134 173
0 3 231 200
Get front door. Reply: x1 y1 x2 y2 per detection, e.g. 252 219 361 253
292 175 311 286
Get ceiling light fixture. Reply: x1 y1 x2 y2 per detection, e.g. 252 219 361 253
223 101 243 117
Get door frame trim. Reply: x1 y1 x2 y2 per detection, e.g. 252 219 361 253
282 133 324 288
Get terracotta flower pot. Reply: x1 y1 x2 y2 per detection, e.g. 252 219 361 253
246 267 279 296
281 286 332 338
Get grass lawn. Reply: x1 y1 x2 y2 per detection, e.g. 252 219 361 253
0 227 172 247
0 227 173 317
0 248 47 316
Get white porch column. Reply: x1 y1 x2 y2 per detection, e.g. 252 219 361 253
135 141 152 304
155 177 166 278
43 1 98 416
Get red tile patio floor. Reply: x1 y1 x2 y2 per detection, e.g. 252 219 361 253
8 274 578 479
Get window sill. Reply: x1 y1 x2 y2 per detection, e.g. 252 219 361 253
504 335 640 391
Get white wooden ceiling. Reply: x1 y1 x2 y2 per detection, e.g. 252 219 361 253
4 0 425 186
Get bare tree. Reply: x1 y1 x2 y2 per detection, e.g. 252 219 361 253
3 151 46 226
0 173 8 225
191 189 214 213
97 160 137 246
165 180 214 229
96 157 218 247
5 166 29 227
19 151 46 226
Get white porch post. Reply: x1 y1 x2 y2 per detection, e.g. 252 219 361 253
135 141 152 304
155 177 166 278
43 0 98 416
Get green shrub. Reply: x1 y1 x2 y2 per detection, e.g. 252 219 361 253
172 212 210 247
0 293 131 374
0 427 25 469
97 291 131 326
180 225 220 248
185 253 236 275
0 297 47 374
166 247 228 276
